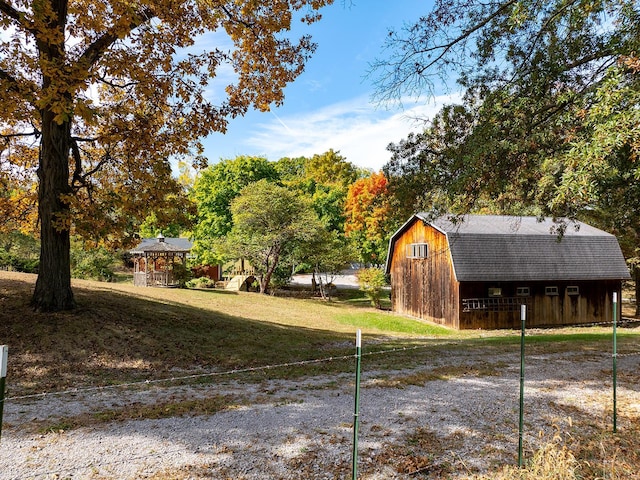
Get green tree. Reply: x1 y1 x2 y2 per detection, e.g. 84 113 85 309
384 102 541 220
276 150 365 233
224 179 324 293
274 156 308 181
137 210 190 240
70 241 118 282
549 60 640 312
190 156 280 264
384 104 478 223
296 229 354 299
306 149 361 187
376 0 640 233
1 0 333 311
0 231 40 273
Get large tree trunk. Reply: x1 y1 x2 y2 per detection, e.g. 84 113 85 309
31 0 75 312
31 110 76 311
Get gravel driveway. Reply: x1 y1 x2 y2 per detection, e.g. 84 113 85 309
2 343 639 479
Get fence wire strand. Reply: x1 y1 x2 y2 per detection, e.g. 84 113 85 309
4 353 357 403
4 339 640 404
2 334 639 480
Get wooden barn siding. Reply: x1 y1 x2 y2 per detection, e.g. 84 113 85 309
390 221 459 328
458 280 621 329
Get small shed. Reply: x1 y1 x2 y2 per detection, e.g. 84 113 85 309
385 214 631 329
130 234 193 287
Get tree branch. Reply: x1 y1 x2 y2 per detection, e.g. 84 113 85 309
412 0 518 76
1 67 40 109
69 138 110 195
77 6 155 69
71 136 99 143
219 4 256 29
0 67 21 93
97 76 138 90
0 130 39 139
0 0 36 34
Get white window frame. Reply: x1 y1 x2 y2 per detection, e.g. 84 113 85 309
516 287 530 297
488 287 502 297
406 243 429 258
567 286 580 296
545 286 559 296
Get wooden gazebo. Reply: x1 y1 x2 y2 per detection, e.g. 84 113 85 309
129 234 192 287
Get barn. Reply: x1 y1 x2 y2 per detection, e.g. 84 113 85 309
385 214 631 329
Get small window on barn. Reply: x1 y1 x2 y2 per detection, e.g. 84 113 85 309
488 287 502 297
406 243 429 258
567 286 580 296
516 287 530 297
545 286 559 296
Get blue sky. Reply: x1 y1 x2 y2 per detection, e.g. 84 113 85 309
202 0 460 172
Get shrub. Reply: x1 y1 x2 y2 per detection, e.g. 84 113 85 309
186 277 216 289
0 232 40 273
171 262 193 287
356 267 387 309
71 245 117 281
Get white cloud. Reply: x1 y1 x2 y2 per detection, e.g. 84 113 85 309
243 93 462 171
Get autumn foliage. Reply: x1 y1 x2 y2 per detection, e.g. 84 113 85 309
344 171 392 264
0 0 333 310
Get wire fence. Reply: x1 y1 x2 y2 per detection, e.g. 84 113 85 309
1 327 639 479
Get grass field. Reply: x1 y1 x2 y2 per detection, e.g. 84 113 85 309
2 271 640 479
1 270 638 395
0 271 461 395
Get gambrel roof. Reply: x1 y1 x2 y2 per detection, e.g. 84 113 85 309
387 214 631 282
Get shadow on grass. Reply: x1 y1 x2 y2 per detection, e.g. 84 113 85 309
0 275 354 395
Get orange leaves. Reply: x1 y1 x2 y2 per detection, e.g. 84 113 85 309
344 171 392 263
345 171 389 235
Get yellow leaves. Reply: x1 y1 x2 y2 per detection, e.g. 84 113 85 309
0 171 38 234
3 0 335 243
0 136 38 232
73 98 96 123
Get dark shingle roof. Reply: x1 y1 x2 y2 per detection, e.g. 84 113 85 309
130 237 192 254
389 214 630 281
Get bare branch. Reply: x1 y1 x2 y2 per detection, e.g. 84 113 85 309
414 0 518 77
0 130 39 139
373 0 518 101
97 76 138 90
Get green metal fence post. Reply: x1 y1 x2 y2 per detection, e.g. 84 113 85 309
352 329 362 480
0 345 8 442
518 304 526 467
613 292 618 433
